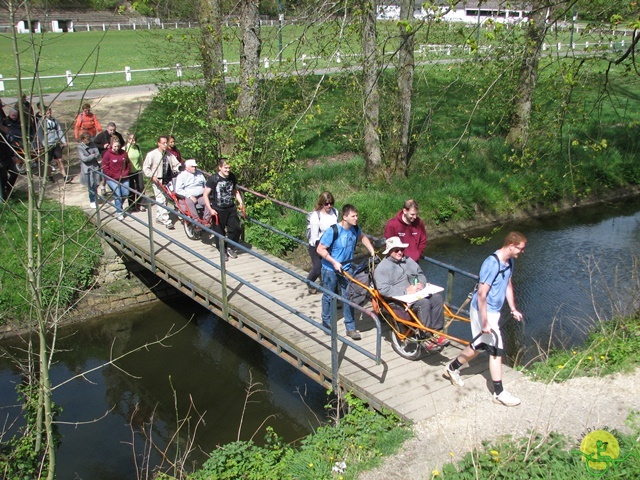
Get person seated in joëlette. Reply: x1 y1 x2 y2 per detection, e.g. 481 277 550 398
373 236 450 352
174 159 211 226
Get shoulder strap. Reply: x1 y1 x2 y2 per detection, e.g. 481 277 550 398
327 223 339 252
489 253 512 285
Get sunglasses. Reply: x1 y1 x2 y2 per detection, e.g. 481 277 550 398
324 202 334 206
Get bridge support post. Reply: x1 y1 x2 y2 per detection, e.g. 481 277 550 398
331 297 339 391
219 237 229 320
147 207 156 272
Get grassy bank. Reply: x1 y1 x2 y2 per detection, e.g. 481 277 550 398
132 59 640 256
0 192 102 327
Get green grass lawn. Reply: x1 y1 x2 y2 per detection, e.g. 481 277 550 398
1 21 630 97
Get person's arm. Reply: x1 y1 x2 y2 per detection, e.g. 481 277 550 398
309 211 321 246
77 144 99 163
203 184 218 219
74 114 81 139
359 231 376 256
101 152 113 179
121 154 131 178
316 229 342 272
505 279 523 322
476 282 491 333
383 219 397 240
169 154 181 173
174 173 187 197
417 220 427 258
234 188 243 207
373 260 404 297
58 122 66 146
94 116 102 134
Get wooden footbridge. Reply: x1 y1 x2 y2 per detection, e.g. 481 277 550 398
90 184 518 424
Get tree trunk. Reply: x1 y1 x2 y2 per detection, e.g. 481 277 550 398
236 0 262 145
361 0 382 172
198 0 227 154
392 0 415 175
505 4 549 148
237 0 261 121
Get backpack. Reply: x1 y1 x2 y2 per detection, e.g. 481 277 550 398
305 207 338 244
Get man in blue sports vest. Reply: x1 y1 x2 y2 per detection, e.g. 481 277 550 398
316 204 375 340
443 231 527 407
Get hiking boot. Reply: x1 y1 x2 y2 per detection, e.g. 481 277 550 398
433 334 450 347
443 365 464 387
226 247 238 259
346 329 361 341
493 390 521 407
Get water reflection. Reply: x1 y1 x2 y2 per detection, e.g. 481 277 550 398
0 302 328 479
426 197 640 363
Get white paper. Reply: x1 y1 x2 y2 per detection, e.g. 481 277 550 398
391 283 444 304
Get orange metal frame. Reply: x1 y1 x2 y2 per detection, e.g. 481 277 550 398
343 265 472 347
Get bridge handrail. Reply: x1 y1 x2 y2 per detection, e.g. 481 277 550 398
93 174 382 388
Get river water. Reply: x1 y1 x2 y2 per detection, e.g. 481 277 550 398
1 196 639 478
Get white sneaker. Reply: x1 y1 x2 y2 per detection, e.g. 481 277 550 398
89 202 96 209
443 365 464 387
493 390 521 407
116 214 124 221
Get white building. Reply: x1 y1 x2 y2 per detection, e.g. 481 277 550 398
378 1 530 24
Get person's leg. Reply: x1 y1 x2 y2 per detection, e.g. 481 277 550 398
321 267 338 329
127 173 139 210
184 197 199 218
337 274 356 332
196 196 211 223
120 180 130 211
225 208 242 243
210 208 226 249
106 179 122 212
151 183 169 224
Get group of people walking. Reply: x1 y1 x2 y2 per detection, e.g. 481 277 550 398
0 96 74 201
307 192 528 407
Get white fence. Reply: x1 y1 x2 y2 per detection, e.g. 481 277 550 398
0 40 628 93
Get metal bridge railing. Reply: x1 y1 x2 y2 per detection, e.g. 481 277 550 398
93 174 382 390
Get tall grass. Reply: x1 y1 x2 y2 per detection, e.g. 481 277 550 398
0 196 102 325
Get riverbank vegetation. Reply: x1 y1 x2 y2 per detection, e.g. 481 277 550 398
0 195 102 327
135 56 640 255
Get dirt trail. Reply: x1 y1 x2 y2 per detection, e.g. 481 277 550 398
359 369 640 479
11 92 153 208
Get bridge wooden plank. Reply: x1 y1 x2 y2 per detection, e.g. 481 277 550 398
93 208 520 424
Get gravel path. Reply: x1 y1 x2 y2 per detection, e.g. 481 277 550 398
359 369 640 478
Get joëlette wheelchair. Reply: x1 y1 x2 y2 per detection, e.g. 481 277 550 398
343 253 472 360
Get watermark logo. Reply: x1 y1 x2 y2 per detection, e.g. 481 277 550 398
576 428 636 476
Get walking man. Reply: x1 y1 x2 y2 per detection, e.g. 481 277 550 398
316 204 375 340
443 231 527 407
204 158 244 259
142 135 181 229
384 199 427 262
